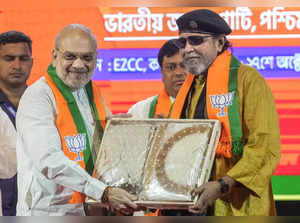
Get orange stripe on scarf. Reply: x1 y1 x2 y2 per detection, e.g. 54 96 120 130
206 50 232 158
155 89 172 117
91 81 107 130
170 73 195 119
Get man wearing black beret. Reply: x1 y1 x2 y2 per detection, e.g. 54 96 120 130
167 9 281 216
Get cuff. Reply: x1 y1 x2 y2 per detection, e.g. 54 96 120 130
83 177 108 201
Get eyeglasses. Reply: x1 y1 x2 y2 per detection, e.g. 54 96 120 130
177 35 215 48
56 48 96 63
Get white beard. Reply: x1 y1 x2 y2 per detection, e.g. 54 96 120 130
184 62 207 76
183 52 216 76
60 72 92 90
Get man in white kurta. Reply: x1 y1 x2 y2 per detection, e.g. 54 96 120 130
16 24 137 216
16 79 109 215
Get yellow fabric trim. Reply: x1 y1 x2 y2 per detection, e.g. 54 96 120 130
274 195 300 201
187 77 205 119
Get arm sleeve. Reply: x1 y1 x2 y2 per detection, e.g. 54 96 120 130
16 82 107 201
127 96 156 119
227 65 281 197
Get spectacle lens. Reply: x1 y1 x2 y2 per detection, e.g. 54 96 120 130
178 35 213 48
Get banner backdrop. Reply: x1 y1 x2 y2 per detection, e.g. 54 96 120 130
0 4 299 199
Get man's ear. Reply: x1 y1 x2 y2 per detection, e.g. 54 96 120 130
219 39 224 46
216 36 225 53
52 49 57 67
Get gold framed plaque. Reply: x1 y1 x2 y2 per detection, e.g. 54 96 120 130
86 118 221 209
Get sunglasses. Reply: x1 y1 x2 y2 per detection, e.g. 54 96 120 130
177 35 215 48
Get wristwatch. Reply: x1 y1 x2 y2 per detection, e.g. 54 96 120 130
217 178 229 194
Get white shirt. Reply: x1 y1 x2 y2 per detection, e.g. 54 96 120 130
0 97 18 217
16 77 108 216
128 95 175 119
0 105 17 179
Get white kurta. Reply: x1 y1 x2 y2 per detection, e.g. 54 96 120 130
0 102 18 217
16 77 108 216
0 105 17 179
128 96 156 119
128 95 175 118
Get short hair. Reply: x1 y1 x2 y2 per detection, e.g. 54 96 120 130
55 24 97 49
0 31 32 53
158 39 181 68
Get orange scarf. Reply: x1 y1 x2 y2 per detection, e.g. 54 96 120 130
45 66 106 204
171 50 243 158
148 89 173 118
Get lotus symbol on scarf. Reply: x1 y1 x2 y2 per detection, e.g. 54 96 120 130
65 133 86 161
209 92 235 117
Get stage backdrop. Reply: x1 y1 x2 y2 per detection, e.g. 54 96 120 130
0 5 299 200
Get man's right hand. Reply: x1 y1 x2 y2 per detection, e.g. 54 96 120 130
106 187 138 215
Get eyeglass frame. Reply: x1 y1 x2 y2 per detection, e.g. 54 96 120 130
55 48 97 63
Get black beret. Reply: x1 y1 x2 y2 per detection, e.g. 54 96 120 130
176 9 232 35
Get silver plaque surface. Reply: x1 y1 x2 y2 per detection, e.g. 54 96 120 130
88 118 221 209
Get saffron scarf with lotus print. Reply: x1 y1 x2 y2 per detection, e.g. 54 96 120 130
171 50 243 158
45 64 106 203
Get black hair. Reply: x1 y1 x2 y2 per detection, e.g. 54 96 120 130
158 39 181 68
219 37 232 54
0 31 32 53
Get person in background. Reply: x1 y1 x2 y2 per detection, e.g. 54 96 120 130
128 38 186 119
0 31 33 216
128 39 187 216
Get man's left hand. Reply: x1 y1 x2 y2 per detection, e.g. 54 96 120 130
189 176 237 214
188 181 222 214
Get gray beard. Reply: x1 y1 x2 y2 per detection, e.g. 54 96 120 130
185 63 207 76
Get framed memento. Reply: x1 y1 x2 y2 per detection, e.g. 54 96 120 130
86 118 221 209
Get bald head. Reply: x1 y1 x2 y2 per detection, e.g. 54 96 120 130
52 24 98 90
55 24 97 50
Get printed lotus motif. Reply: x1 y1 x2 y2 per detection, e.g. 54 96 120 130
65 133 86 161
209 92 235 117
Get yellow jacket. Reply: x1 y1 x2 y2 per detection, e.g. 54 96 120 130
213 64 281 216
